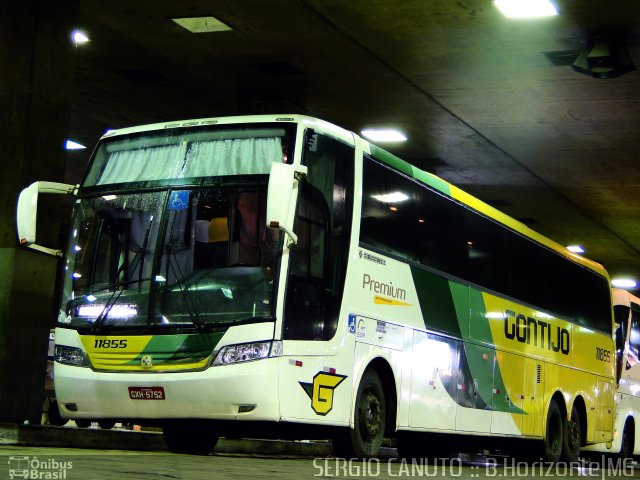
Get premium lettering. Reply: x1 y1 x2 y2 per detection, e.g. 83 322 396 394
362 274 406 301
504 309 570 355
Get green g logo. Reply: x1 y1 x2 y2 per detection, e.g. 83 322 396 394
299 372 347 415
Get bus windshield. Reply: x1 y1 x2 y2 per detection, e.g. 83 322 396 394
60 187 281 332
58 124 293 332
83 125 291 187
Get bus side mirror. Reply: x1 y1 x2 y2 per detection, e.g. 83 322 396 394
17 181 76 257
266 163 308 248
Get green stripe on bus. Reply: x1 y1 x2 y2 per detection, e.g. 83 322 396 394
411 269 524 414
370 144 452 195
411 267 461 337
370 145 413 177
126 332 224 365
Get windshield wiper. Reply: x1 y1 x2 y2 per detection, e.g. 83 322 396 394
91 217 154 333
91 247 150 334
164 245 206 332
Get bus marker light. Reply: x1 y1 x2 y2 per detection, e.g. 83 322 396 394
323 367 336 374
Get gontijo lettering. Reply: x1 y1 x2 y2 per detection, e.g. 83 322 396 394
362 274 406 301
504 309 570 355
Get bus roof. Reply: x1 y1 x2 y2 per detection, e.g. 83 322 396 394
100 114 609 279
612 288 640 307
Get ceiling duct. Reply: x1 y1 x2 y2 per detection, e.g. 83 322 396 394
572 32 636 79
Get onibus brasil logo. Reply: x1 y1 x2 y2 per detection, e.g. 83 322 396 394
8 456 72 479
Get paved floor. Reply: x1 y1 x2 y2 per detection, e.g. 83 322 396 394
2 445 640 480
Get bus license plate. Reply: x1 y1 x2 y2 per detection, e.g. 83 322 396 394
128 386 165 400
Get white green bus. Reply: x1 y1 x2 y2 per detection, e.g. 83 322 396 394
17 115 615 461
583 288 640 459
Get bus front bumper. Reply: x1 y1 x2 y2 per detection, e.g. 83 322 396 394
54 358 280 421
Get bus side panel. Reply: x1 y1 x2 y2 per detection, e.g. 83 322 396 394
407 330 458 431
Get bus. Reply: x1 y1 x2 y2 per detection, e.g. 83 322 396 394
17 114 615 461
583 288 640 459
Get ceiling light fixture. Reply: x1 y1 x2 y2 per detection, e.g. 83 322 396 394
566 245 585 254
71 30 90 45
65 140 86 150
494 0 558 18
372 192 409 203
361 129 407 142
172 16 232 33
611 278 638 289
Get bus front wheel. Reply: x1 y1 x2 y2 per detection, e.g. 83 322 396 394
333 369 386 458
543 400 563 463
163 422 218 455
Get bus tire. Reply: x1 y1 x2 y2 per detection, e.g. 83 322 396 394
618 421 634 459
75 419 91 428
98 420 116 430
163 422 218 455
562 405 581 463
333 369 386 458
543 400 563 463
47 401 68 427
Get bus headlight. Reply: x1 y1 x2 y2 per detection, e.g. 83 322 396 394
55 345 90 367
213 341 281 365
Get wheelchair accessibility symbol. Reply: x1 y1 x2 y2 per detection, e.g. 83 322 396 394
348 314 356 334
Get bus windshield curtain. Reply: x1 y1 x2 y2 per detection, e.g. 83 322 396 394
96 137 283 185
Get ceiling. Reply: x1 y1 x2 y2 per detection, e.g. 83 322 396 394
67 0 640 290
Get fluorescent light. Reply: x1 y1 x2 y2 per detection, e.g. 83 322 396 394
494 0 558 18
612 278 638 289
361 129 407 142
77 303 138 319
71 30 90 45
172 16 232 33
567 245 585 254
65 140 86 150
372 192 409 203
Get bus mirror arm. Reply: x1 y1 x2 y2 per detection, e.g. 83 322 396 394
266 163 308 249
16 181 77 257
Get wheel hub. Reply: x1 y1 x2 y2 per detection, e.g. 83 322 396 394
359 389 382 440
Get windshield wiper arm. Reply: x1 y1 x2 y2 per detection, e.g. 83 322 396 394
91 245 151 333
165 246 206 331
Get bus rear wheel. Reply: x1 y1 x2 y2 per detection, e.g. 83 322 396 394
543 400 563 463
562 406 581 463
163 422 218 455
333 370 386 458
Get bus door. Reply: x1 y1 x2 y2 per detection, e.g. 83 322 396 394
277 130 356 424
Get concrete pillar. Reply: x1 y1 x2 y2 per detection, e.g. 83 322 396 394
0 0 77 422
